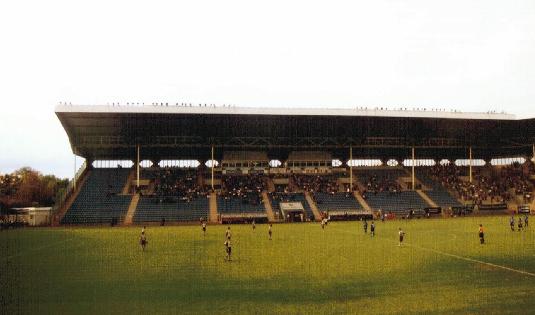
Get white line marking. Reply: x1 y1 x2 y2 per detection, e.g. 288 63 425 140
407 243 535 278
334 227 535 278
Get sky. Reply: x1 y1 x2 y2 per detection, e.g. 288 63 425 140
1 0 535 178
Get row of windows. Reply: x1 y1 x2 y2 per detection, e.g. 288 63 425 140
92 157 529 168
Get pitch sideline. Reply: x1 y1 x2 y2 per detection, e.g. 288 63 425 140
407 243 535 278
333 226 535 278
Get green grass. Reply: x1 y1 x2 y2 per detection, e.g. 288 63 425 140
1 216 534 315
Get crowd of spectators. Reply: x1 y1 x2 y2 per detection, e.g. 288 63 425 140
362 174 402 195
270 191 299 204
500 164 533 200
151 169 207 203
290 174 359 207
219 174 266 206
291 174 339 194
145 162 535 207
425 163 534 205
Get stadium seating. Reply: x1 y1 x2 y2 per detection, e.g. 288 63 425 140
424 190 463 208
358 168 406 192
414 169 442 190
145 168 204 198
364 191 428 215
357 168 407 182
61 168 132 224
59 165 531 224
133 195 209 222
217 174 267 214
291 174 338 193
313 192 362 212
217 196 265 214
133 168 209 222
415 169 463 208
274 184 286 192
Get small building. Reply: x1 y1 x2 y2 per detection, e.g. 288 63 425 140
10 207 52 226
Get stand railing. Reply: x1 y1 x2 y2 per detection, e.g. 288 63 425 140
51 161 88 222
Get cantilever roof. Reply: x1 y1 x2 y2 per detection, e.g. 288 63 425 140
55 104 535 161
55 104 517 120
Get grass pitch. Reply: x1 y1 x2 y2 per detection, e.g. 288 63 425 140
1 216 534 314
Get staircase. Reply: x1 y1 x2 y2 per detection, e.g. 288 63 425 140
122 169 136 195
355 180 366 193
337 180 346 192
401 168 427 190
123 193 140 225
304 192 322 221
266 177 276 193
416 190 438 208
353 191 372 212
261 191 276 222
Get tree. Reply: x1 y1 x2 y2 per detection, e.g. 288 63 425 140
0 167 69 208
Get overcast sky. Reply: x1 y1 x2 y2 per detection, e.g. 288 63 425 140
1 0 535 178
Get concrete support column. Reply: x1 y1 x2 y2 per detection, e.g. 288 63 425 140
349 145 353 192
73 154 77 189
469 146 473 184
136 144 140 188
211 145 215 191
411 147 415 190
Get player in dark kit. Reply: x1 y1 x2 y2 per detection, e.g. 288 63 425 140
226 226 231 240
370 221 375 237
478 224 485 244
140 231 147 251
525 215 529 228
202 221 207 236
224 239 232 261
509 216 515 231
363 220 368 234
518 217 523 231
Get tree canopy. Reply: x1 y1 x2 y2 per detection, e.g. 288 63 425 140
0 167 69 209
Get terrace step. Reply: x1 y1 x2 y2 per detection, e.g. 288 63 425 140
122 169 136 195
266 177 276 193
416 190 438 208
354 191 372 212
402 169 427 190
209 192 219 223
123 193 140 225
261 191 276 222
355 180 366 193
304 191 322 221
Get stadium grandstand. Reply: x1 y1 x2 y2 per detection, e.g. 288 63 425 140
53 104 535 225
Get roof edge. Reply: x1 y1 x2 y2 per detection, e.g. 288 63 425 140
54 104 518 120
